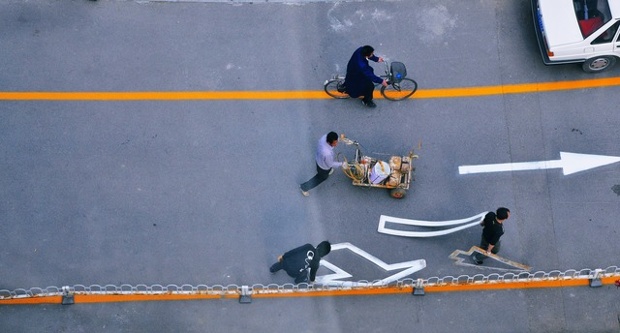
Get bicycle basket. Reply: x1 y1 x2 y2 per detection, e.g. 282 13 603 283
390 62 407 83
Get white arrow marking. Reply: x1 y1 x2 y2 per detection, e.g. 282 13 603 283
458 152 620 175
378 212 488 238
315 242 426 286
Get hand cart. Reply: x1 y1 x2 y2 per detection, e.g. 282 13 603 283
340 134 419 199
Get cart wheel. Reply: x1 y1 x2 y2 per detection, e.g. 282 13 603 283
389 188 407 199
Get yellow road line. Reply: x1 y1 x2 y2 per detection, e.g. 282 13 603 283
1 77 619 101
0 276 616 305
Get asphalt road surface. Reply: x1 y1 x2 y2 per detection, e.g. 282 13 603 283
1 0 619 332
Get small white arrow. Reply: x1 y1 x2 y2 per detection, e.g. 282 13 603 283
459 152 620 175
450 246 531 272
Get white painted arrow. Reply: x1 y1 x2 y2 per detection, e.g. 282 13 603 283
459 152 620 175
315 242 426 287
378 212 487 238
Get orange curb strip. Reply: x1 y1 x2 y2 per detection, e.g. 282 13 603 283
74 293 222 303
0 276 616 305
249 286 411 299
1 77 619 101
0 296 63 305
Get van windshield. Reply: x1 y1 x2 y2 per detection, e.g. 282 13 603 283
573 0 613 37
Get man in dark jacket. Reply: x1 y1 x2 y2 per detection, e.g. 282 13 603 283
472 207 511 264
344 45 387 108
269 241 331 284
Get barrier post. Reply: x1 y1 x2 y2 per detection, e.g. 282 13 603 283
589 269 603 288
412 278 425 296
239 285 252 304
61 286 74 305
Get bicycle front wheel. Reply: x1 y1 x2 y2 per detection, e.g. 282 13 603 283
381 78 418 101
324 79 350 99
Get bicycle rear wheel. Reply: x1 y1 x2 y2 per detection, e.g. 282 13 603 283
324 78 350 99
381 78 418 101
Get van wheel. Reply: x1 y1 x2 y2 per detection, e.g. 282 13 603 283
582 56 616 73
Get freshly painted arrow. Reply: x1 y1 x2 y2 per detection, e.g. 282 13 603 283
378 212 488 238
459 152 620 175
315 242 426 287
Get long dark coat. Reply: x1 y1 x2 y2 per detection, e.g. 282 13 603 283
344 47 384 98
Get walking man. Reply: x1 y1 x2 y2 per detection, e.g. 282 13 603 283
269 241 331 284
472 207 511 265
344 45 388 108
299 132 344 196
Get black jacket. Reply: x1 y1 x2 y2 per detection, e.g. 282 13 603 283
281 243 322 283
482 212 504 245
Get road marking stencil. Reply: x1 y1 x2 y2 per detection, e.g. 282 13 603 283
450 246 531 272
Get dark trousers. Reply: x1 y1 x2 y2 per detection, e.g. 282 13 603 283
269 261 306 282
269 261 283 273
361 81 375 103
300 164 331 192
473 236 501 262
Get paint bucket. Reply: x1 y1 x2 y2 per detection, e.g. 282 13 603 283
369 160 391 184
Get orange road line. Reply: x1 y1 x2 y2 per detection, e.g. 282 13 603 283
414 77 620 99
1 77 619 101
0 276 616 305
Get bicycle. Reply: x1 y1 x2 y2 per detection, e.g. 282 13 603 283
324 61 418 101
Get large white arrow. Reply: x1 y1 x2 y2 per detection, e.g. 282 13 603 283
315 242 426 287
459 152 620 175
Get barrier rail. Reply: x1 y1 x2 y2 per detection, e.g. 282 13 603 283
1 266 618 304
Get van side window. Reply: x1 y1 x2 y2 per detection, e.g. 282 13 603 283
592 20 620 44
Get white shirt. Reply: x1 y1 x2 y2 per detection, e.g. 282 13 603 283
315 134 343 170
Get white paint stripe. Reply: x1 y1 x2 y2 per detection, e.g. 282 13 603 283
458 152 620 175
459 160 562 174
378 212 488 238
317 260 352 282
380 212 488 227
378 220 482 238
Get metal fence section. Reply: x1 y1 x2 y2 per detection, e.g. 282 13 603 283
1 266 619 303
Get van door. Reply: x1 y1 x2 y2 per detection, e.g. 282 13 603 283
614 21 620 55
589 20 620 52
582 20 620 72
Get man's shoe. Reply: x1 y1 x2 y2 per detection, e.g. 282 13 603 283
269 263 279 274
471 255 483 265
362 100 377 108
300 186 309 197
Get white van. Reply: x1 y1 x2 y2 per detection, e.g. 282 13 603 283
532 0 620 72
